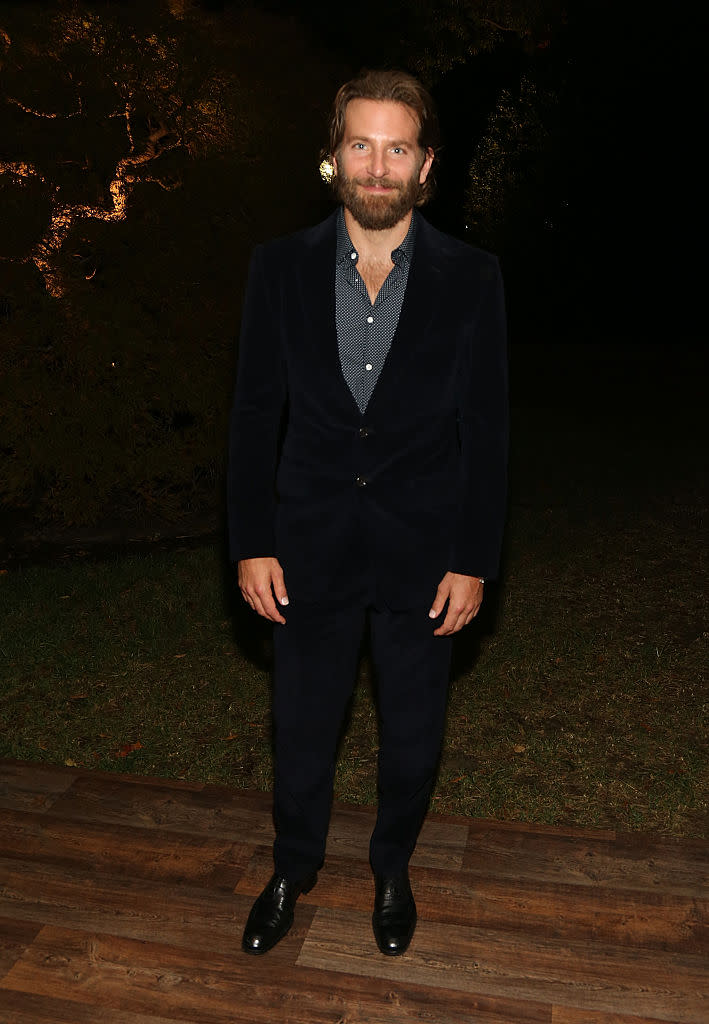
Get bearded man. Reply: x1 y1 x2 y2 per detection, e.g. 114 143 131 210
228 69 508 957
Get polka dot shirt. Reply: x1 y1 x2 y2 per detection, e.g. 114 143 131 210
335 206 416 414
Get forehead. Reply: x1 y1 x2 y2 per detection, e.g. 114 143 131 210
343 98 420 143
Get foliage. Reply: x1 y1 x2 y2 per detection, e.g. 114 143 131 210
404 0 565 81
465 73 560 251
0 1 342 524
265 0 564 83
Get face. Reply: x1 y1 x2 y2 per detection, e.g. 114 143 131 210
333 98 434 231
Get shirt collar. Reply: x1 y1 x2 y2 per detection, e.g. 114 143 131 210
335 205 417 266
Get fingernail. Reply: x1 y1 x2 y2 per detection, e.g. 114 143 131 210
429 609 437 618
280 597 289 606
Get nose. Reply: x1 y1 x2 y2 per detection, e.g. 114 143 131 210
367 145 388 178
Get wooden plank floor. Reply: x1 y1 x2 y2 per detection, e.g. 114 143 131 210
0 759 706 1024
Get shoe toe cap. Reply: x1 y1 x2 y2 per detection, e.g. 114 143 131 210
242 931 266 953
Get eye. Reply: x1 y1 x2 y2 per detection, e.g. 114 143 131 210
392 147 403 154
353 142 366 150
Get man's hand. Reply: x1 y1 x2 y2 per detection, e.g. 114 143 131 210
429 572 484 636
238 557 289 624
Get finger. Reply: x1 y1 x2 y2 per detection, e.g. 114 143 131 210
271 567 289 608
448 603 480 634
429 585 449 620
254 593 286 624
433 604 461 636
259 588 287 624
436 598 479 635
244 580 285 624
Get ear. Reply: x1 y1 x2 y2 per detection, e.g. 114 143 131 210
419 146 434 184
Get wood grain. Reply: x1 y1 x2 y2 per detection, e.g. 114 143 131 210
0 988 185 1024
464 822 709 895
2 925 551 1024
0 807 253 890
0 758 706 1024
298 907 709 1023
0 918 42 980
551 1008 671 1024
0 762 77 814
412 865 708 953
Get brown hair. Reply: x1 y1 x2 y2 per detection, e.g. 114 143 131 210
327 68 440 206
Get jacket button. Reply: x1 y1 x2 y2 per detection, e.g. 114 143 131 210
355 475 368 488
359 426 370 438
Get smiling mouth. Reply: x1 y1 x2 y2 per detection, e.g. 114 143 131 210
359 182 399 193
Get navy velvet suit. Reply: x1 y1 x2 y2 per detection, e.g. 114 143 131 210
228 210 508 606
228 209 508 879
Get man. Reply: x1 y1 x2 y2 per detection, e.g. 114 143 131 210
228 69 508 957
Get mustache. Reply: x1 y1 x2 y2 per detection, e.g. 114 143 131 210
353 177 403 191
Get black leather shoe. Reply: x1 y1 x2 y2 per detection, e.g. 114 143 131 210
372 871 417 956
242 871 317 955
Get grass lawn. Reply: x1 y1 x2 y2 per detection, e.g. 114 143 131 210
1 344 706 837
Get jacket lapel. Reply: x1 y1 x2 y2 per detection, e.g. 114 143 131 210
297 213 364 416
365 214 448 416
298 212 336 350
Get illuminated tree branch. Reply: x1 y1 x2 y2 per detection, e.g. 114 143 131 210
1 84 182 296
6 94 84 118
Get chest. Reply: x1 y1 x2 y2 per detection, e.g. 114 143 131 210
357 258 394 305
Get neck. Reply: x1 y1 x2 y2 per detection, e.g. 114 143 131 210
343 207 413 262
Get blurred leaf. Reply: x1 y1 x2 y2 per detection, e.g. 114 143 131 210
115 740 142 757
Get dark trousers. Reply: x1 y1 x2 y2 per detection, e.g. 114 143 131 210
271 597 453 880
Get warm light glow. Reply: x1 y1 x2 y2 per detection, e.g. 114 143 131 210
0 13 240 297
6 95 83 119
0 161 46 184
167 0 191 18
0 21 181 299
319 159 335 184
29 101 181 296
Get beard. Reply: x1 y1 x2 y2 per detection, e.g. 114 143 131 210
335 170 421 231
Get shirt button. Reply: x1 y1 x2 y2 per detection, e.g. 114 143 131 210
366 315 373 324
365 363 373 371
355 475 368 488
350 252 357 260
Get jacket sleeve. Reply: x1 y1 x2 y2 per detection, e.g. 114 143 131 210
227 244 287 562
449 256 509 580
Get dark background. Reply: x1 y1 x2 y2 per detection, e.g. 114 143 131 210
0 0 702 537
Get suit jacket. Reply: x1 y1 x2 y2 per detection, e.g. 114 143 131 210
227 209 508 608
